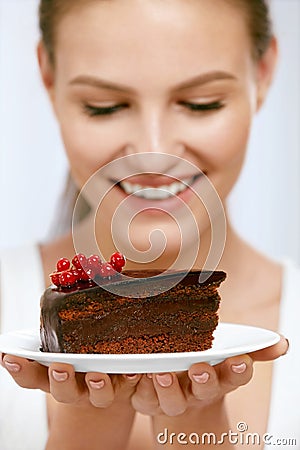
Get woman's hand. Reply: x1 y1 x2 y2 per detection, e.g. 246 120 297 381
0 354 141 408
131 354 253 418
131 336 288 450
131 336 288 417
0 354 142 450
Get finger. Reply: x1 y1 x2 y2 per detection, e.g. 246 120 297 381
119 374 143 400
131 374 160 415
188 363 220 401
153 373 187 416
49 363 85 404
121 373 142 387
85 372 115 408
249 336 289 361
216 355 253 393
2 354 49 392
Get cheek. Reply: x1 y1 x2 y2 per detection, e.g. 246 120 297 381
186 102 253 205
58 115 126 186
184 101 253 171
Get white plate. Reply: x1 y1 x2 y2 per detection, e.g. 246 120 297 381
0 323 280 373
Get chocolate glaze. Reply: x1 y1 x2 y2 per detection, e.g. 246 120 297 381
52 269 226 295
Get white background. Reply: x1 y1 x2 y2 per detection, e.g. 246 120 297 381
0 0 299 265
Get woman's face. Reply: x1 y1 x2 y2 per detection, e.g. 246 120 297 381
40 0 274 262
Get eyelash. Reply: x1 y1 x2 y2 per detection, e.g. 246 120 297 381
179 101 225 112
83 100 224 117
83 103 128 116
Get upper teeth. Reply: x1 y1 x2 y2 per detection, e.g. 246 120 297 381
119 178 193 200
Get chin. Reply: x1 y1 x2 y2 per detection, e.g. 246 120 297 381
117 217 201 269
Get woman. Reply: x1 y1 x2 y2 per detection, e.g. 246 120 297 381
0 0 297 449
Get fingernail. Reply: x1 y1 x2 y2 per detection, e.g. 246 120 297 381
52 370 68 382
155 373 173 387
146 373 153 379
4 361 21 373
284 338 289 355
192 372 210 384
89 379 105 390
126 374 138 379
231 362 247 374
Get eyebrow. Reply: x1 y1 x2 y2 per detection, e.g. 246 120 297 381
69 71 236 93
174 71 237 91
69 75 135 93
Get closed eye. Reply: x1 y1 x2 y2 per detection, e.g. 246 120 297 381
179 101 225 112
83 103 129 116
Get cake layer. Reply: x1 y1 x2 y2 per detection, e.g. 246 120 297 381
57 293 220 321
63 332 214 354
59 313 218 337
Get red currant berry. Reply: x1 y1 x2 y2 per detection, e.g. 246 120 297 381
87 256 102 276
85 267 97 280
76 267 90 281
50 271 61 286
72 253 87 269
56 257 70 272
99 262 115 278
110 252 126 270
59 271 76 287
70 268 81 283
112 263 123 273
88 255 102 269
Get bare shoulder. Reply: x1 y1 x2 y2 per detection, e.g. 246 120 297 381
243 243 283 293
219 235 283 327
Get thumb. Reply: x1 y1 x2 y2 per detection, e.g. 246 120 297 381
249 335 289 362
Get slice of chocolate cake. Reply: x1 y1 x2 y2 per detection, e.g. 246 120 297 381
40 256 226 354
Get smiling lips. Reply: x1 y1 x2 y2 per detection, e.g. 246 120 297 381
117 174 202 200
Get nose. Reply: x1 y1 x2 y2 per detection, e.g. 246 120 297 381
124 103 184 173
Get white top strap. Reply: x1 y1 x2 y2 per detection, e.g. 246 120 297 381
266 259 300 443
0 243 47 449
0 242 44 333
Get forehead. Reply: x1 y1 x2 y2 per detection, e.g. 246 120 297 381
55 0 252 84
